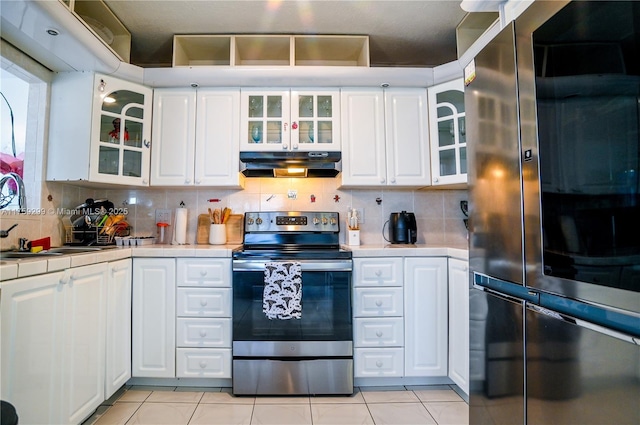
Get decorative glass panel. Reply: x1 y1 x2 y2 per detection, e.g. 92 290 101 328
299 96 314 118
124 119 142 148
101 90 144 115
438 119 455 147
249 96 263 118
318 96 332 117
123 150 142 177
318 121 332 144
437 104 454 119
299 121 314 144
125 105 144 119
460 147 467 174
98 146 119 175
458 117 466 144
100 115 121 145
439 149 456 176
266 121 282 144
436 90 464 112
248 122 263 143
267 96 282 118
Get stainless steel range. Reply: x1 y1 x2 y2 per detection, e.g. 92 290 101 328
232 211 353 395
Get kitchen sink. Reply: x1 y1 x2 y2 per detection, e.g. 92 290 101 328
0 251 63 259
0 246 116 260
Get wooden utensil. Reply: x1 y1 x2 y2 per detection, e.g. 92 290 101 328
213 208 221 224
222 207 231 224
196 214 210 244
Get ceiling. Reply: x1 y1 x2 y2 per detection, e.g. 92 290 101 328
103 0 468 68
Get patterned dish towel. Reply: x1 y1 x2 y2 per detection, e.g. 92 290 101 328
263 261 302 320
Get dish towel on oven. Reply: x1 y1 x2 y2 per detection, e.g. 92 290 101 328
263 261 302 320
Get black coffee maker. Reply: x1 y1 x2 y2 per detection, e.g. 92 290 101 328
389 211 417 244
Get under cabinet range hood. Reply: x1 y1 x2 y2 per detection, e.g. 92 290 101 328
239 151 341 178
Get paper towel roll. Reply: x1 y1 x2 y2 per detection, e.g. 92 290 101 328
173 208 188 245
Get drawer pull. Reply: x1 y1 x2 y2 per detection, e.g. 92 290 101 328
200 299 208 306
200 270 207 276
375 300 383 307
374 270 382 277
199 361 208 369
199 330 207 337
376 331 383 338
376 361 383 368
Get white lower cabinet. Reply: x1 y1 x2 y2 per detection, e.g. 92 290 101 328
176 258 232 378
132 258 176 378
404 257 448 377
0 263 108 425
354 348 405 377
353 258 404 378
105 259 132 399
448 258 470 394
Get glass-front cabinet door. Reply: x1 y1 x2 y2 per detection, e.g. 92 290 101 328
290 90 340 151
428 79 466 186
240 90 290 151
91 75 152 185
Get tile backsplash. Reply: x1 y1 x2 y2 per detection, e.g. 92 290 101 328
0 179 469 250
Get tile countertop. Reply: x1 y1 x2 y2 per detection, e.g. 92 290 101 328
0 243 468 282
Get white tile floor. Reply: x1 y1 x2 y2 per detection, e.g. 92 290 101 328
84 385 469 425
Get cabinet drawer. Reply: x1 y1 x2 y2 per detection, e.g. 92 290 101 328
354 317 404 347
177 258 231 287
353 287 403 316
176 318 231 347
176 288 231 317
353 258 403 286
176 348 231 378
354 348 404 378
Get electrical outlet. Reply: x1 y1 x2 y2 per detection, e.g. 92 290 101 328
155 209 172 224
353 208 364 223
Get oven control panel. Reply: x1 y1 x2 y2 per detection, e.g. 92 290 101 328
244 211 339 233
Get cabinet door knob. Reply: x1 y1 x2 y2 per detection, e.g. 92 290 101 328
375 300 383 307
282 143 288 150
142 179 148 184
200 270 207 276
376 361 383 368
374 270 382 277
143 140 150 148
376 331 383 338
59 277 68 285
195 180 201 184
292 143 298 150
199 329 207 337
199 361 207 369
434 177 439 183
390 178 396 183
185 178 191 184
380 178 386 184
200 299 208 306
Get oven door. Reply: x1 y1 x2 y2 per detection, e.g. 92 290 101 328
232 259 353 347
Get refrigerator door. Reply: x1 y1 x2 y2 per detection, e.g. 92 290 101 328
527 304 640 425
470 284 525 425
466 23 525 287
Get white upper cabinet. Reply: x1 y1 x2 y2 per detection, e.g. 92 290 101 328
341 88 430 187
48 73 152 186
151 88 243 187
240 89 340 151
428 79 467 186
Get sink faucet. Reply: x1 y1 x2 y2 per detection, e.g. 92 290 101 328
0 223 18 238
0 172 26 213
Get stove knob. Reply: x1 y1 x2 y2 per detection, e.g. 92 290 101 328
313 217 320 225
330 217 337 225
256 217 263 225
247 217 255 225
322 217 328 225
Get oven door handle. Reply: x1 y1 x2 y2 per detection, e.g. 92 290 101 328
233 259 353 272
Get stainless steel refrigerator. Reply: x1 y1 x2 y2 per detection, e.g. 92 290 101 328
466 1 640 424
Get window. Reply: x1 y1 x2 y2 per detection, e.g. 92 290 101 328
0 43 49 211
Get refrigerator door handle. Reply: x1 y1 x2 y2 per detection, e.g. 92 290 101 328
528 303 640 345
473 272 540 303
